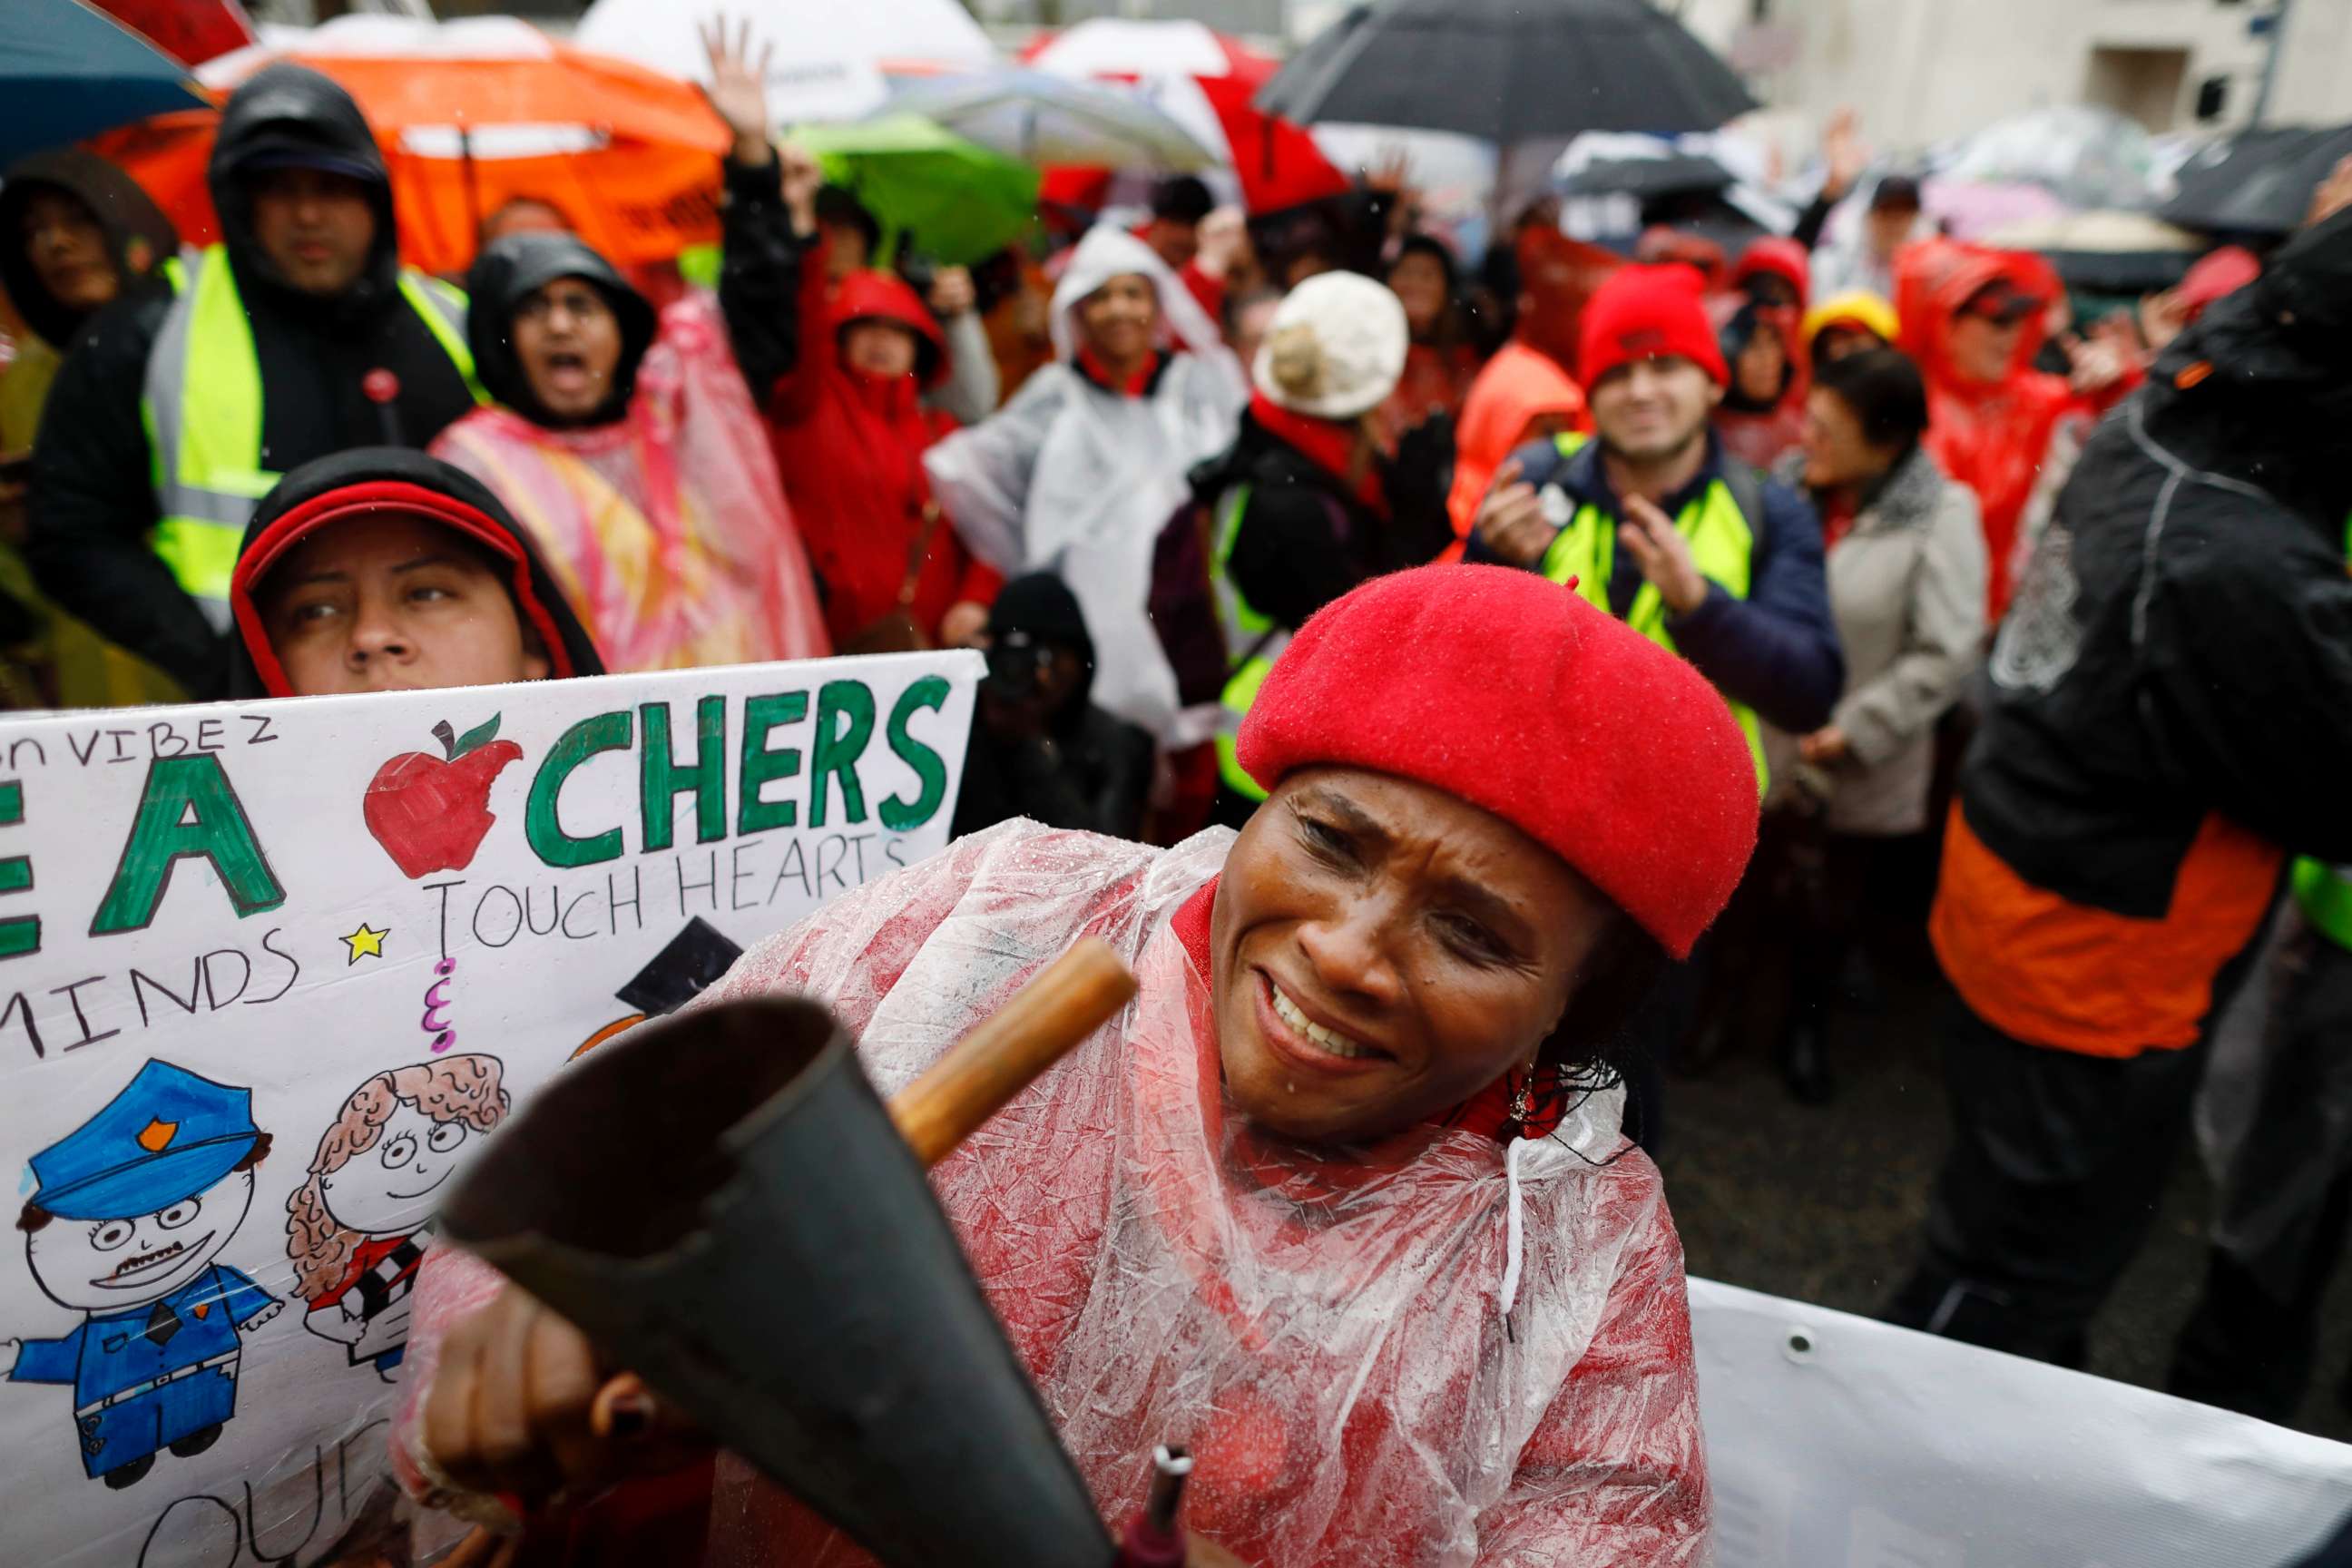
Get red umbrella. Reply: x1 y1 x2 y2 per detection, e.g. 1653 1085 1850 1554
89 0 253 67
90 15 731 277
1194 75 1347 215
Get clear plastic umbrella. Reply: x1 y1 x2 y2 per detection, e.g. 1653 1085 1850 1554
1937 105 2163 211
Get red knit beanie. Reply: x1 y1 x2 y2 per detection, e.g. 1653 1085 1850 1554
1235 564 1759 958
1580 262 1730 390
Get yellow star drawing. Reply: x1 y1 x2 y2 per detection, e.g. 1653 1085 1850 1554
342 923 390 965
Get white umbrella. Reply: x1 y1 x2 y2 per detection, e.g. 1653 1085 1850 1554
889 69 1216 172
1023 19 1279 83
573 0 997 125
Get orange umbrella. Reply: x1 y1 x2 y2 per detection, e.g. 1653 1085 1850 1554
92 15 730 278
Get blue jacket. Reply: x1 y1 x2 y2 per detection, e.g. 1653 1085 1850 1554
1465 433 1845 734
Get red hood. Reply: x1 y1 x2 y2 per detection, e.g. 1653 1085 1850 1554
1894 239 2060 389
1731 237 1810 311
831 269 949 389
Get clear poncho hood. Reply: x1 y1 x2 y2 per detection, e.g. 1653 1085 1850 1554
922 228 1247 740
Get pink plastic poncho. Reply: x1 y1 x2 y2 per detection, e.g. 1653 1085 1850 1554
433 294 830 672
397 821 1710 1566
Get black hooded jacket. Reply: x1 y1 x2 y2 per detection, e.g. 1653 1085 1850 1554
223 446 604 700
1943 206 2352 1045
951 573 1153 841
1193 407 1456 634
0 148 177 352
26 65 479 699
466 234 661 428
463 154 808 430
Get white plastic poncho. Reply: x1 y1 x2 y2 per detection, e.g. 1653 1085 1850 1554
922 229 1248 741
396 822 1710 1565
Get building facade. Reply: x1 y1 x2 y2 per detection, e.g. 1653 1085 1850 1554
1679 0 2352 149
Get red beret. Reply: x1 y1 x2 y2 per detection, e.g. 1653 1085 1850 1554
1580 262 1729 390
1235 564 1759 958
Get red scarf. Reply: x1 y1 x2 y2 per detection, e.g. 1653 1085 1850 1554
1076 344 1165 398
1171 878 1560 1141
1819 486 1860 552
1249 391 1387 515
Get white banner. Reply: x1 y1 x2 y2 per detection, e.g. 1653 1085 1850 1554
0 652 977 1567
1690 1278 2352 1567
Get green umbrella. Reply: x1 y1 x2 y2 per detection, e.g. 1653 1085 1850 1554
794 113 1040 266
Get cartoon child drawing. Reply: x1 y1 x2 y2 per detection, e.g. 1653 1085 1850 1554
3 1060 282 1489
286 1054 506 1379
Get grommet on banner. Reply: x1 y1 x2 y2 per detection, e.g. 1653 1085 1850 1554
1783 1326 1818 1363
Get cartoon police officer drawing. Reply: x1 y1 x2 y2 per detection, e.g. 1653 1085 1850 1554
4 1060 282 1488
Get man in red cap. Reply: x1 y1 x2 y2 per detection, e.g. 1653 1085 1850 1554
1468 262 1842 781
1441 226 1622 550
1466 262 1841 1146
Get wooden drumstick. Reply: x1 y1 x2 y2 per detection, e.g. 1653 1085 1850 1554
887 937 1138 1170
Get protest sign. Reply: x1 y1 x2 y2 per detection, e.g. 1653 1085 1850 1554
0 651 978 1567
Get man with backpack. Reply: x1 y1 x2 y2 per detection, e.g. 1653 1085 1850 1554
1470 263 1843 778
1467 262 1841 1150
1168 272 1454 828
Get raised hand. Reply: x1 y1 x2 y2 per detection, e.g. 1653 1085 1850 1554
779 142 824 237
926 265 977 319
1821 106 1868 202
701 16 775 168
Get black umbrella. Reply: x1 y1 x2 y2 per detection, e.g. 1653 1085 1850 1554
2162 122 2352 236
1557 151 1735 201
1258 0 1756 146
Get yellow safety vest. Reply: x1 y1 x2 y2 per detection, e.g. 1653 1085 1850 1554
1210 481 1282 802
2290 514 2352 952
1536 432 1769 787
139 245 485 621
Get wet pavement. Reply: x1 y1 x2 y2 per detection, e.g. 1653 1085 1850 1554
1656 929 2352 1445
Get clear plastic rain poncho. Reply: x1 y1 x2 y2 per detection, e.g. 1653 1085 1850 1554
393 820 1711 1565
923 229 1249 742
433 294 831 673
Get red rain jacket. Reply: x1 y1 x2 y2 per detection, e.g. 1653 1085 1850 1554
1716 239 1814 475
1895 241 2082 622
767 259 1000 645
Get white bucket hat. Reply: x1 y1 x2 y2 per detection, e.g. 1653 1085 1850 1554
1251 270 1409 421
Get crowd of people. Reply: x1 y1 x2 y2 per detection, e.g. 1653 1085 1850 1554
4 32 2352 1566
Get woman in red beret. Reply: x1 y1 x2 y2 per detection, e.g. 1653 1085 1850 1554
393 564 1758 1567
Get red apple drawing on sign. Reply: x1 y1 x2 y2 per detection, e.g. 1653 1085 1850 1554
365 715 524 878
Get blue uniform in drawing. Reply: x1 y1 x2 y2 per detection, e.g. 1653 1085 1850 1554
12 1261 273 1476
7 1060 281 1486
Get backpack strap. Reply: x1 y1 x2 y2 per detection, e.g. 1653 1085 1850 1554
1718 456 1768 542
